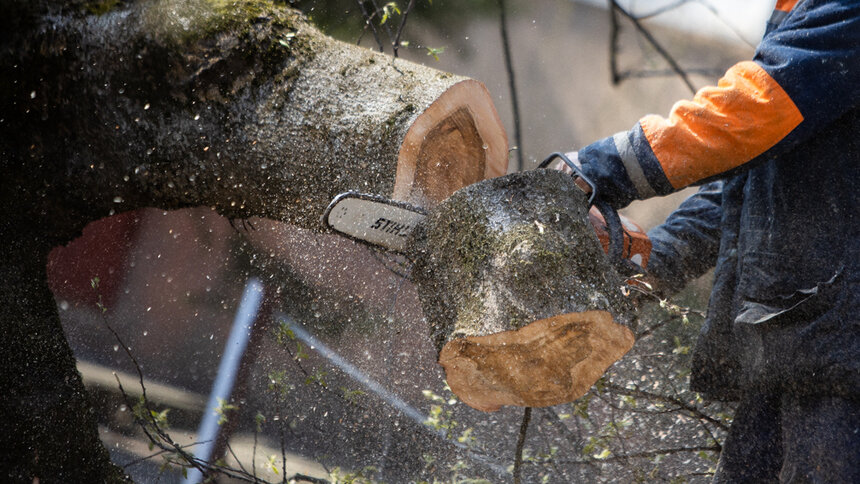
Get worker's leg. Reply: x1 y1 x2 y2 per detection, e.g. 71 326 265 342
713 390 783 483
779 394 860 483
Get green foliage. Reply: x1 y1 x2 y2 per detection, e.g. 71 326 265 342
672 335 691 355
341 387 366 404
267 369 294 398
305 368 328 387
329 465 378 483
426 46 446 61
265 454 280 475
132 395 170 430
287 0 498 42
422 388 459 438
379 2 401 25
215 397 239 425
275 320 296 344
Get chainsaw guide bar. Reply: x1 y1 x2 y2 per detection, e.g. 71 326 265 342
323 192 427 253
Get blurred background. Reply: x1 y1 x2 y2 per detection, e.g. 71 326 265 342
49 1 773 482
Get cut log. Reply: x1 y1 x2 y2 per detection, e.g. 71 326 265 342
410 170 636 412
2 0 508 242
1 0 509 479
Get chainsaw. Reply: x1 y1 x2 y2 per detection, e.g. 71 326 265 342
323 152 651 271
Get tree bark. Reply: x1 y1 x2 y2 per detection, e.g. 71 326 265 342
2 0 507 241
410 170 636 412
1 0 507 479
0 238 129 482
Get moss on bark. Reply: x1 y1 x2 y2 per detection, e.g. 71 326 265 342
0 0 479 479
410 170 634 353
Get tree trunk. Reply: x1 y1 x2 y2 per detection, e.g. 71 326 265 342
1 0 507 479
410 170 636 412
0 238 129 482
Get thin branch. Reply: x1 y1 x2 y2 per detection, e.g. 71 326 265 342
629 0 691 20
392 0 416 58
369 0 396 46
609 0 697 94
253 425 259 481
121 448 172 468
609 0 622 85
356 1 385 51
605 383 729 432
498 0 524 171
286 474 330 484
513 407 532 484
551 445 720 464
96 284 273 483
694 0 758 48
226 441 252 478
615 67 724 81
280 426 287 484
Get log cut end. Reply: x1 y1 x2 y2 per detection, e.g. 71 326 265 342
393 80 508 207
439 310 635 412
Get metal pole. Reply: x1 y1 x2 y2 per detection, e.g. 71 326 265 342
184 277 264 483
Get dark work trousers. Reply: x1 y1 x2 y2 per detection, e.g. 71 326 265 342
713 390 860 483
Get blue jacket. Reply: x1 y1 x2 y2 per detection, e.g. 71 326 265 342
577 0 860 399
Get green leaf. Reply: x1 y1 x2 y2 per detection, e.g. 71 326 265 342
426 46 446 61
380 2 401 25
594 448 612 460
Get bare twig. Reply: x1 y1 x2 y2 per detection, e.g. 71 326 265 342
280 427 287 484
605 383 729 432
121 448 172 468
552 445 720 464
513 407 532 484
498 0 524 171
609 0 622 85
608 0 697 94
356 1 385 51
630 0 691 20
392 0 416 58
369 0 396 45
695 0 758 48
226 441 252 478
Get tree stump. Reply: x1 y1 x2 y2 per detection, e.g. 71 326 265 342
411 170 636 412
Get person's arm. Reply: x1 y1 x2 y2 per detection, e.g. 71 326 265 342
645 182 724 298
577 0 860 208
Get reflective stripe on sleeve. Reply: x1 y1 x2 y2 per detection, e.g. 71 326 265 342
612 131 656 198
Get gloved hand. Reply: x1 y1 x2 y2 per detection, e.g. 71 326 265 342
551 151 594 196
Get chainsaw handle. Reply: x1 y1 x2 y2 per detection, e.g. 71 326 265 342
539 152 624 267
593 199 625 265
538 152 596 206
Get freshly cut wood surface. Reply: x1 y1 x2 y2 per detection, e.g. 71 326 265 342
393 80 508 207
439 311 635 412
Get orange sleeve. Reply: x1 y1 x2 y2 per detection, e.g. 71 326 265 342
775 0 800 12
641 61 803 189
